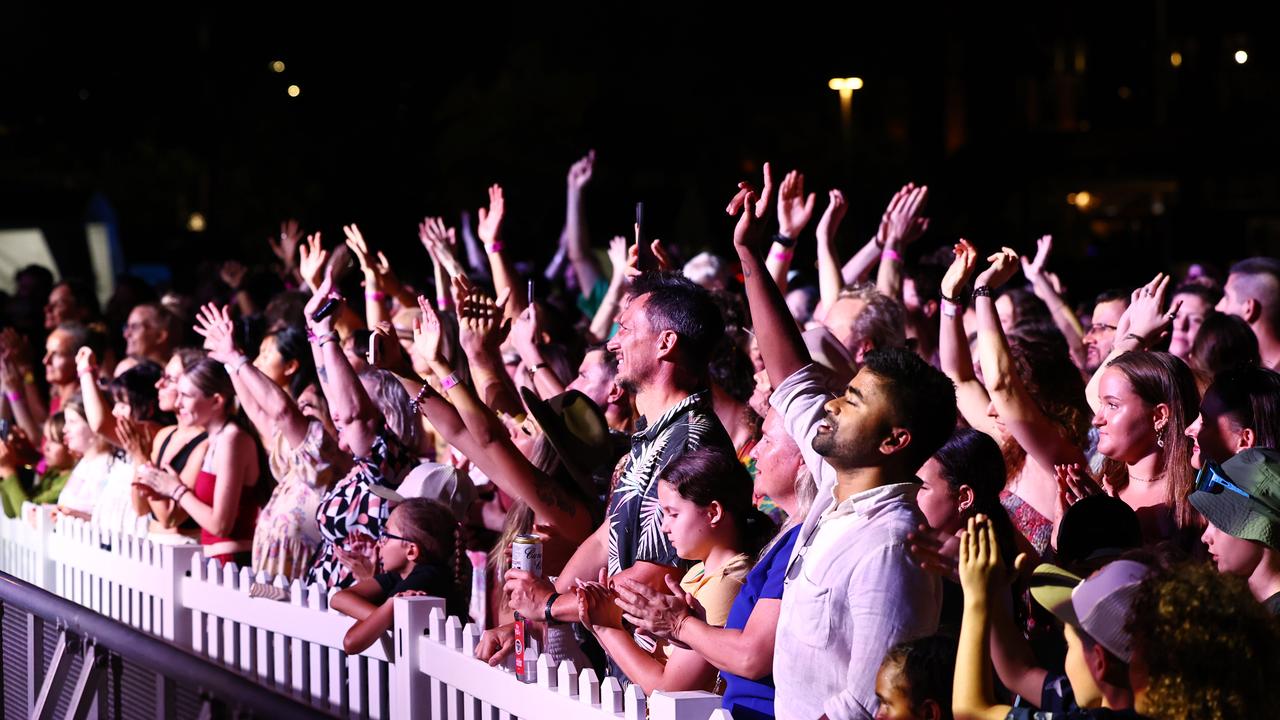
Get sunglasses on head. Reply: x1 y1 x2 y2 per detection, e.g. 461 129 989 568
1195 461 1280 521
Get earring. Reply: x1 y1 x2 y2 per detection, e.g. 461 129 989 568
1156 424 1165 448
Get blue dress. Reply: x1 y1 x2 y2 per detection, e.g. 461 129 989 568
720 525 801 720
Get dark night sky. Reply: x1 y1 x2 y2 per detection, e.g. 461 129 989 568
2 4 1277 298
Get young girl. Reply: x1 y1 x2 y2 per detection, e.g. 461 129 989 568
0 414 78 518
577 447 774 694
331 498 466 654
872 635 957 720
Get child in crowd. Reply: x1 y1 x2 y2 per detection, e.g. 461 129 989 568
331 498 467 654
873 635 958 720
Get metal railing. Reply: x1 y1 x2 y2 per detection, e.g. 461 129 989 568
0 572 333 720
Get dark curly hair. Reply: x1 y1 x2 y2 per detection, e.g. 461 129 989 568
1000 326 1091 478
1125 561 1280 719
881 634 957 720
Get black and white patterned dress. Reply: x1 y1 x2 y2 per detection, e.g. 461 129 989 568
305 432 414 589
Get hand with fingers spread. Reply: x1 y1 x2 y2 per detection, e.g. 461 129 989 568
1054 462 1105 509
607 236 629 283
878 183 931 250
343 223 395 295
269 218 304 270
477 184 505 248
623 239 673 281
298 233 329 293
611 575 695 641
458 286 512 357
974 247 1021 291
776 170 816 240
192 303 240 363
941 239 980 300
815 189 847 249
411 296 448 369
334 536 378 584
419 216 466 279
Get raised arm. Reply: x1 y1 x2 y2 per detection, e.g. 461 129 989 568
588 237 630 343
815 190 849 319
1083 274 1179 412
767 168 812 294
974 248 1087 471
938 241 998 435
306 273 381 458
419 217 468 313
953 516 1015 720
565 151 605 297
448 278 524 417
195 304 311 450
1020 235 1086 368
512 305 566 400
729 185 811 386
876 183 930 302
74 348 120 444
477 184 524 322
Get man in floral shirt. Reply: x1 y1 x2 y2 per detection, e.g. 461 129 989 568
492 272 736 676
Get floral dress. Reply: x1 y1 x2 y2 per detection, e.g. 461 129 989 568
305 431 414 589
252 420 350 582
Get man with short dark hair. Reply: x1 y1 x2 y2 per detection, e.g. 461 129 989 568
730 184 955 719
123 302 176 367
1218 257 1280 370
1083 290 1130 374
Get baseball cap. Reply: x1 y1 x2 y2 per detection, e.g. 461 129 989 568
370 461 476 518
1030 559 1152 662
1189 448 1280 552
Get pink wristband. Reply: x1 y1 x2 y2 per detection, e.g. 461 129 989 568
485 242 503 254
437 298 449 311
881 248 903 264
770 248 794 262
439 372 460 391
365 290 387 302
5 391 20 403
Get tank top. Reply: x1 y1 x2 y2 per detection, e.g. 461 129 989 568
194 427 261 547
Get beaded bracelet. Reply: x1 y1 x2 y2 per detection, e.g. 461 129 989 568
972 286 993 299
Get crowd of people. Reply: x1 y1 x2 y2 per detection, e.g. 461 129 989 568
1 151 1279 719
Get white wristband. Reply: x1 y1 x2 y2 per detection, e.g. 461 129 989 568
224 355 249 375
942 299 959 318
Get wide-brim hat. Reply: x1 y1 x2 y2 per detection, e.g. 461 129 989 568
520 387 618 499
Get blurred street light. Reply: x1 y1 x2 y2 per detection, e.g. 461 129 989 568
1169 51 1182 68
271 60 286 73
287 84 301 98
828 77 864 143
187 212 206 232
1235 50 1249 65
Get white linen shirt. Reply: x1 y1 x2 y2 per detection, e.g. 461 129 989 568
770 364 942 720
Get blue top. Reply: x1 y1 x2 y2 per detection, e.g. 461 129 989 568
720 525 801 720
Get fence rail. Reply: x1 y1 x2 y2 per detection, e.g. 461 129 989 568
0 504 732 720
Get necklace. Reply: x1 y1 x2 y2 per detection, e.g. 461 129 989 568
1128 474 1162 483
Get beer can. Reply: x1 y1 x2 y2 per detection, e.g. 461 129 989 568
512 534 543 578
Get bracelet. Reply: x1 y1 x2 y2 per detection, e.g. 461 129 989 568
772 232 796 249
485 242 503 254
940 291 965 305
365 290 387 302
224 355 249 375
526 362 550 378
78 368 97 380
544 592 561 623
4 391 20 403
409 383 431 413
941 299 959 318
769 248 794 262
881 248 903 264
439 372 460 391
972 286 993 299
170 485 189 504
1123 333 1146 346
314 332 339 348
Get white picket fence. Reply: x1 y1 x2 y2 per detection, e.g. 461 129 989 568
0 504 733 720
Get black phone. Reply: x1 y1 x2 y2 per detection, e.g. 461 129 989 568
311 297 340 323
0 418 11 443
635 201 656 272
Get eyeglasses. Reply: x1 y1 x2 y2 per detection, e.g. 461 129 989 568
1195 461 1280 520
380 528 411 544
1087 323 1118 335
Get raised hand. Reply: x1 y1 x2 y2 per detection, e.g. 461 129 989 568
75 347 97 378
567 151 596 193
607 236 629 282
1118 273 1179 347
1019 234 1053 285
298 232 329 293
752 162 774 219
878 183 930 249
476 184 505 246
777 170 817 239
192 303 239 363
727 185 762 254
412 296 447 368
268 218 303 269
941 239 980 300
419 217 465 278
219 260 247 290
623 239 673 281
974 247 1020 290
958 515 1004 601
303 267 340 335
815 189 847 247
511 305 542 361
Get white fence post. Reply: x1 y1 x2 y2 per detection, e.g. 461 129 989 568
392 595 444 720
